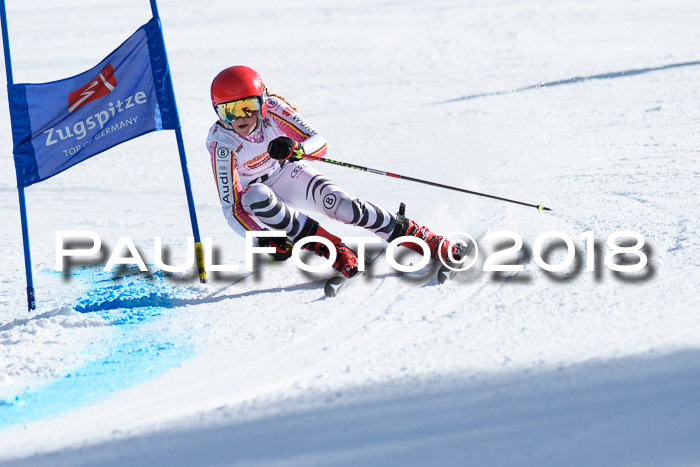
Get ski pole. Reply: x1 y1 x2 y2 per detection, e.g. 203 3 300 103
302 154 551 212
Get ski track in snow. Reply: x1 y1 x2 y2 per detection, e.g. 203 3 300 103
1 0 700 465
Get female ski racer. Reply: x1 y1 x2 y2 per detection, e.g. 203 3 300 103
206 66 462 278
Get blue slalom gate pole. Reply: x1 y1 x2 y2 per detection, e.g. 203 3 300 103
0 0 36 311
149 0 207 282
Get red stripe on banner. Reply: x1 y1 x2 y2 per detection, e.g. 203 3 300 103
67 64 116 113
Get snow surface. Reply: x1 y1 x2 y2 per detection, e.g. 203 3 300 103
1 0 699 465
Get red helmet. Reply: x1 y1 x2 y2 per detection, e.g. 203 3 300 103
211 66 268 121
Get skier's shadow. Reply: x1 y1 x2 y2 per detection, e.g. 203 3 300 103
206 279 327 303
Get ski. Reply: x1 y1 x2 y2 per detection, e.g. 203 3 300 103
436 238 475 284
324 249 385 298
436 263 458 284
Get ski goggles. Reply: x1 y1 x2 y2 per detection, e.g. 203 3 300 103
215 96 261 122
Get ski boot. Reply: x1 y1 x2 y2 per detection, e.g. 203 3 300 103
388 203 466 264
299 219 359 278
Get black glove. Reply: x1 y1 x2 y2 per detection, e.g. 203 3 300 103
257 235 295 261
268 136 304 161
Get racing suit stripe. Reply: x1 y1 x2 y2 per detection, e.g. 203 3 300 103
270 112 309 141
306 142 327 158
231 164 261 232
211 142 262 233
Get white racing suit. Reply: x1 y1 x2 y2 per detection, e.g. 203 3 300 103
206 96 397 243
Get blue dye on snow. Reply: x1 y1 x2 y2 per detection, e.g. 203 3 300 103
0 267 194 430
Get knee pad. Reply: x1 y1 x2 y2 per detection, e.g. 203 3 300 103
241 183 275 213
320 189 355 222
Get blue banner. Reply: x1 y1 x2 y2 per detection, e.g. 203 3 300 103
7 18 178 188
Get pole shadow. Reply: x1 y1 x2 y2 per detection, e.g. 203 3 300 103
437 60 700 103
